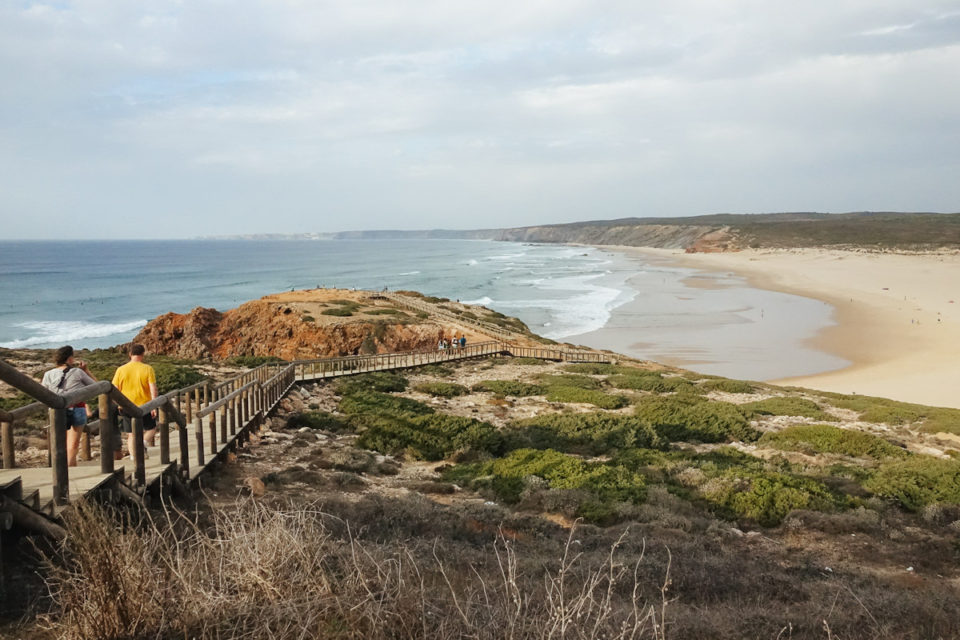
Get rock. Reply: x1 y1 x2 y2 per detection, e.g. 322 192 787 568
132 296 465 360
298 427 311 433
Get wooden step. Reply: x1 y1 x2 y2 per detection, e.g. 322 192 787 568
0 477 23 502
23 489 40 511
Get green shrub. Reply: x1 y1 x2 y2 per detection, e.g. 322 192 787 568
328 299 358 306
759 424 907 459
338 390 433 419
863 457 960 511
743 397 832 420
446 449 647 524
0 392 34 411
820 392 960 433
334 372 408 395
413 382 469 398
700 469 848 526
511 357 548 365
226 355 286 368
357 413 502 461
416 311 429 319
417 363 454 377
505 413 663 455
544 387 629 409
607 372 694 393
562 363 624 375
153 363 206 395
321 308 353 317
634 394 758 443
287 411 353 433
700 378 757 394
365 308 403 315
537 373 602 390
301 315 316 323
472 380 543 397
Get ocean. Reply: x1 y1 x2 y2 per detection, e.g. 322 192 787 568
0 239 846 380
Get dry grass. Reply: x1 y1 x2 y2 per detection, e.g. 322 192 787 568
39 500 669 640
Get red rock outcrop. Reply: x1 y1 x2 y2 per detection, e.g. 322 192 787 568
134 298 478 361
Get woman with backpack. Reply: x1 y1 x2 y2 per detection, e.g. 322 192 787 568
41 345 98 467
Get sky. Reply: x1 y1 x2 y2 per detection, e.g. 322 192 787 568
1 1 959 239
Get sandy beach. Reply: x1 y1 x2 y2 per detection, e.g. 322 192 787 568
612 247 960 409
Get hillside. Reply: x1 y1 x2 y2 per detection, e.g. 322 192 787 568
130 288 536 361
493 211 960 251
26 355 960 639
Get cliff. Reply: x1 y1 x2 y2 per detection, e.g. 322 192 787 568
493 223 731 250
132 290 487 361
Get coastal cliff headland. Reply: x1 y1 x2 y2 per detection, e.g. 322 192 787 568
131 289 494 361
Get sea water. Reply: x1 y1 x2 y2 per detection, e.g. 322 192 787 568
0 239 844 380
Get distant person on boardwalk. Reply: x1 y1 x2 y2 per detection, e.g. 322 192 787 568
112 343 158 459
438 339 444 351
459 336 466 349
41 345 97 467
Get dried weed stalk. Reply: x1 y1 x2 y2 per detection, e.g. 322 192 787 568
40 500 671 640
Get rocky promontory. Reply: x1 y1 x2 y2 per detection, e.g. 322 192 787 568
132 289 490 361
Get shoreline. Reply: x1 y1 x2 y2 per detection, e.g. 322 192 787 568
597 246 960 409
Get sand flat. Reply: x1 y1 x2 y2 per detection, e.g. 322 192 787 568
619 247 960 409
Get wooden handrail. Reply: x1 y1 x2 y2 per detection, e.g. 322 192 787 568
0 338 609 508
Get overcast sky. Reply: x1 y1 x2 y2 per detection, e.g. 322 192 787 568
1 1 958 239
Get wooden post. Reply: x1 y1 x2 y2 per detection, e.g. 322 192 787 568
132 415 146 487
220 405 227 443
178 418 190 477
229 397 236 436
99 394 114 474
194 416 204 467
159 407 170 464
193 388 201 418
203 382 209 407
80 419 91 462
208 413 216 456
184 392 192 424
1 420 13 469
49 408 69 505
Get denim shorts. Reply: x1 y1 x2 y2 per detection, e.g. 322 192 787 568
64 407 87 429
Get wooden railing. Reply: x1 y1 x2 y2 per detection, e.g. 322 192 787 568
382 293 524 341
0 339 610 515
293 340 507 381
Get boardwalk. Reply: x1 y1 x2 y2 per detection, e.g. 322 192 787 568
0 335 611 541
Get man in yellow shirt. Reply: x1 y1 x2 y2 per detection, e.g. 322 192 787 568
111 343 159 459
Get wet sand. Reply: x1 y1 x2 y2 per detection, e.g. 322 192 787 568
615 247 960 409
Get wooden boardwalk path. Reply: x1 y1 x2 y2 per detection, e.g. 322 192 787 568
0 332 611 552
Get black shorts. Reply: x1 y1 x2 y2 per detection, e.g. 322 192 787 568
120 412 158 434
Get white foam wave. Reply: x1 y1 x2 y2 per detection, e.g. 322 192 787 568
463 296 493 306
397 271 420 276
0 319 147 348
465 259 478 266
498 272 636 339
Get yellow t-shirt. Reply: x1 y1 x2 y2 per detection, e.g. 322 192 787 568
111 361 157 406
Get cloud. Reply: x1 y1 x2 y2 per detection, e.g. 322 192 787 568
0 0 958 238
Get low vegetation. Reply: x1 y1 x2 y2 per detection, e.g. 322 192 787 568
333 372 408 395
742 396 832 420
412 381 469 397
633 394 758 443
471 380 543 397
758 424 908 459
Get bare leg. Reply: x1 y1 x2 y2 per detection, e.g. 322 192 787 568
127 432 135 459
144 428 157 447
67 427 82 467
